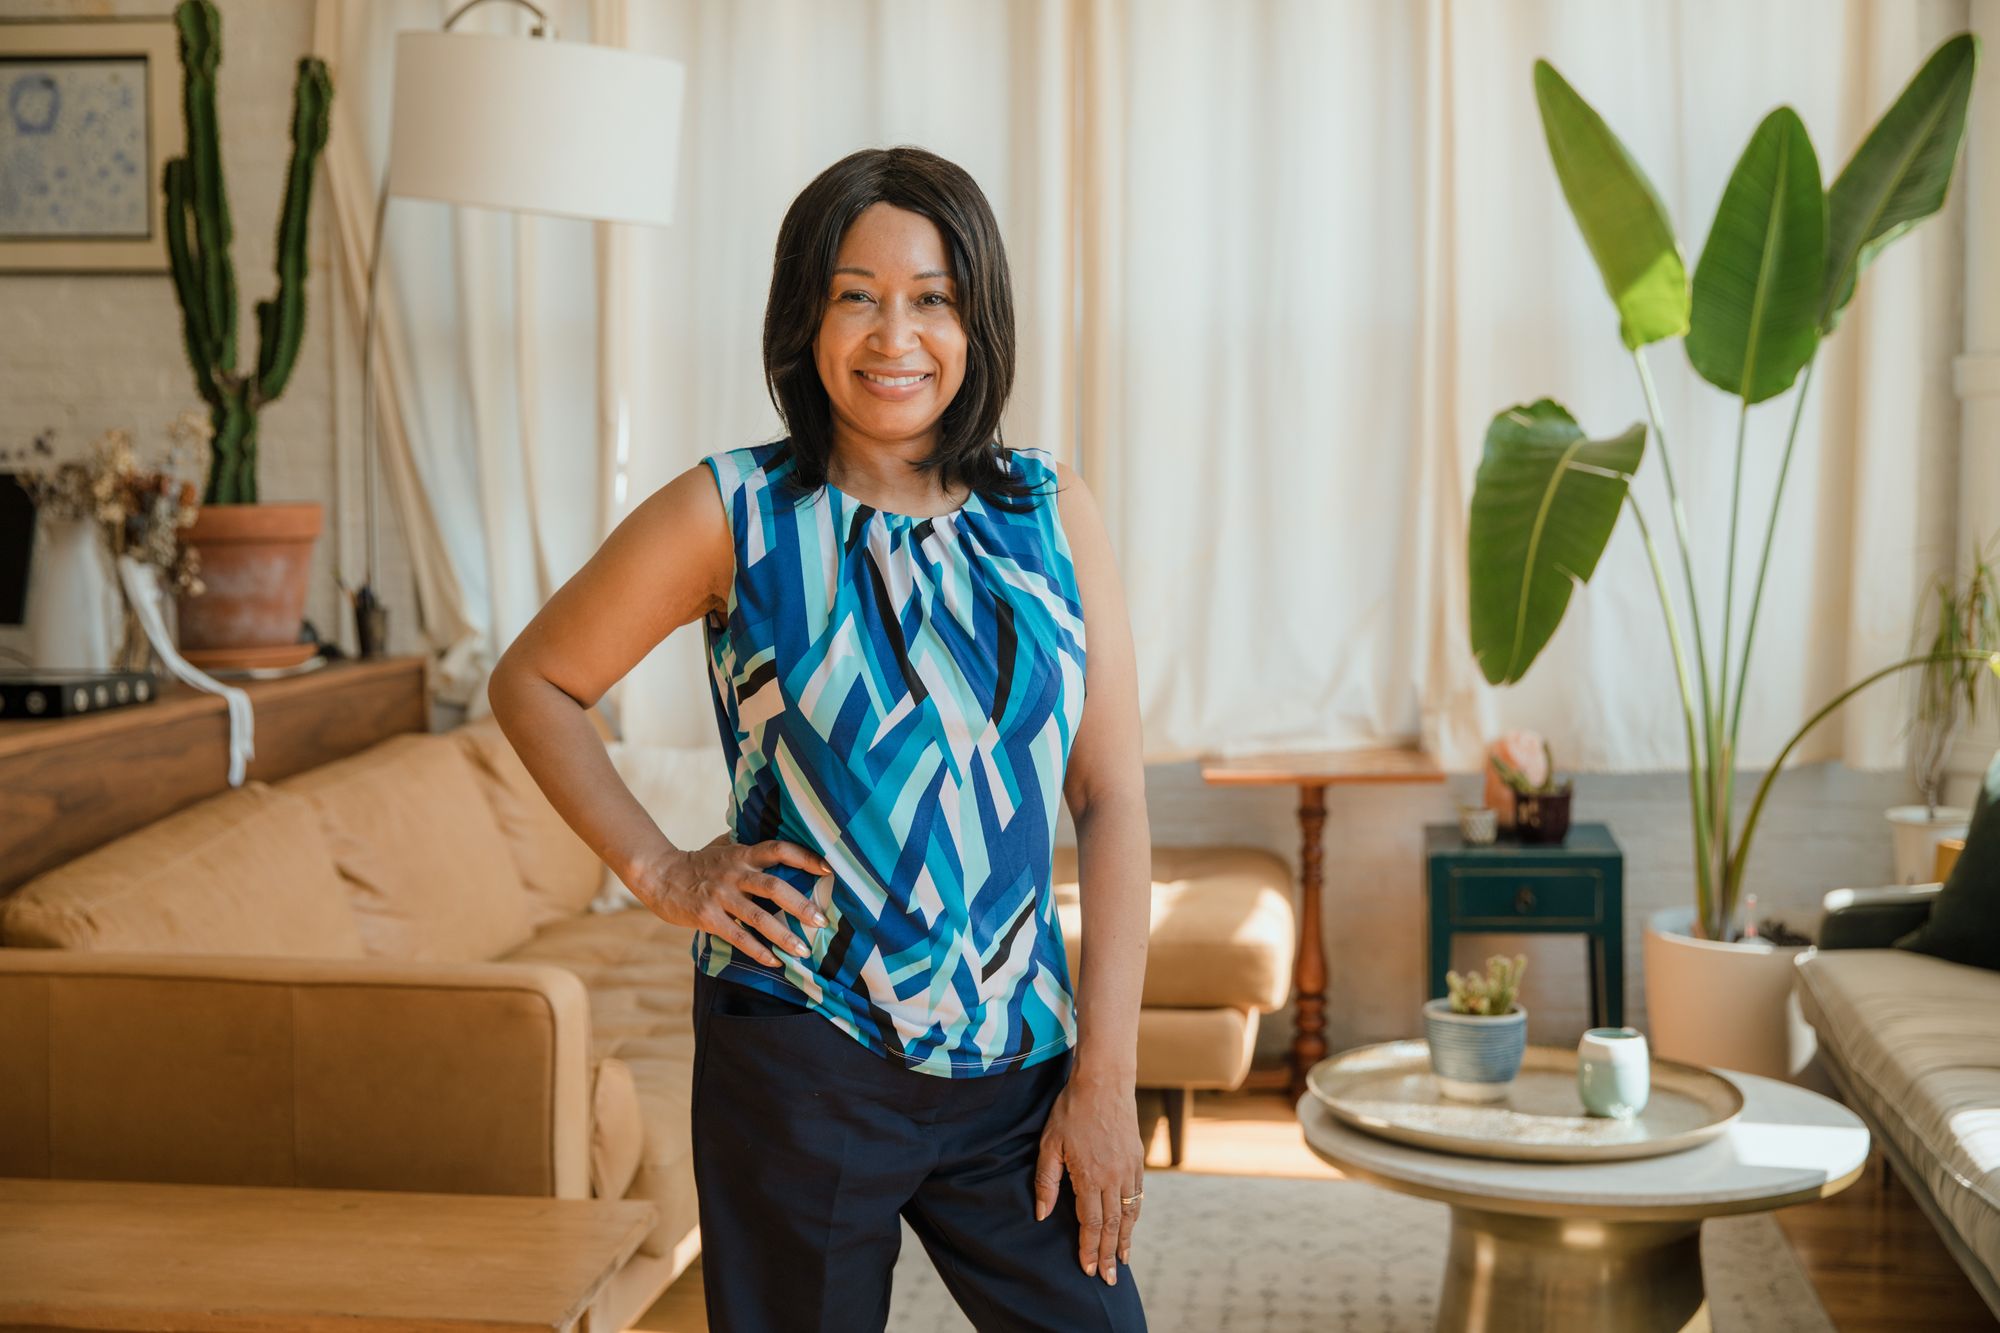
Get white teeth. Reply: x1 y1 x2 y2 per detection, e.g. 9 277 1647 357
860 371 928 386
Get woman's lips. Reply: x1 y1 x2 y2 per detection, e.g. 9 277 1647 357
855 369 932 401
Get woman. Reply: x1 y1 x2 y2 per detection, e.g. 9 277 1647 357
489 145 1151 1332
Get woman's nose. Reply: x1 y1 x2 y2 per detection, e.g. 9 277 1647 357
868 301 920 354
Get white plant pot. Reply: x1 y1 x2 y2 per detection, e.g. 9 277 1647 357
24 516 118 671
1885 805 1970 885
1641 906 1817 1082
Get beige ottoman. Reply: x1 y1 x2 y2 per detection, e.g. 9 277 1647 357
1052 844 1296 1164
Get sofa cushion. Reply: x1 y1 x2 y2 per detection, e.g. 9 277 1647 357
280 734 536 963
0 782 365 958
452 715 606 927
1135 1004 1258 1088
499 907 699 1259
1052 844 1295 1012
1795 948 2000 1283
590 1055 644 1202
1900 748 2000 971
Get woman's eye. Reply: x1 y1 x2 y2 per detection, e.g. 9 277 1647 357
836 290 872 303
920 292 951 306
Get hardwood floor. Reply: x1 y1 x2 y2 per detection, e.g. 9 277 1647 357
1775 1148 1996 1331
637 1078 1997 1331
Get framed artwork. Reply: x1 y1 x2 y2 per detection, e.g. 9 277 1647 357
0 18 181 273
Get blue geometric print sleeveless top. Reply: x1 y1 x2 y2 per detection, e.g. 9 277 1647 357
694 439 1087 1078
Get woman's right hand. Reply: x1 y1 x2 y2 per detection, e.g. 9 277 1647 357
633 834 831 967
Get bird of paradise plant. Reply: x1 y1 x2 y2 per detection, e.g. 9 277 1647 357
1467 35 1986 942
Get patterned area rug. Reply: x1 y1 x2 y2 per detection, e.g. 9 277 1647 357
886 1170 1834 1332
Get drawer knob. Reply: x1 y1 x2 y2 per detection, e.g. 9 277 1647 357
1514 886 1537 913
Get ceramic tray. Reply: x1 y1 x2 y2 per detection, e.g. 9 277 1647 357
1305 1040 1745 1163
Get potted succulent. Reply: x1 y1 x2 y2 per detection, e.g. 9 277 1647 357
1488 732 1572 844
1424 954 1529 1103
1465 36 1986 1079
164 0 333 669
1891 540 1999 882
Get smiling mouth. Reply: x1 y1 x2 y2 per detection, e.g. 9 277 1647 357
857 370 931 387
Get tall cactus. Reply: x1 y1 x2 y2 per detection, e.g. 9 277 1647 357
163 0 332 506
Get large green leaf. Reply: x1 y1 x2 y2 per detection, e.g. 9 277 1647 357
1469 400 1647 685
1687 107 1825 404
1821 32 1978 333
1534 60 1689 350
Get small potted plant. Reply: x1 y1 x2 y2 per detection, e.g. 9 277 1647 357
1488 733 1572 843
1423 954 1529 1103
1893 539 1999 882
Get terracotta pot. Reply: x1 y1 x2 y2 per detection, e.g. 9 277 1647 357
1482 762 1518 830
176 501 323 669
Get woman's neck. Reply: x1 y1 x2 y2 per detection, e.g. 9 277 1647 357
824 433 968 516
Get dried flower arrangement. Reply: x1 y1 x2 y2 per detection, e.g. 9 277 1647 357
4 410 214 672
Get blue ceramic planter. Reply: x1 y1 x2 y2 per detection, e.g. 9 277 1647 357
1423 997 1528 1102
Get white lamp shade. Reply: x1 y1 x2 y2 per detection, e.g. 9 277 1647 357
387 31 683 226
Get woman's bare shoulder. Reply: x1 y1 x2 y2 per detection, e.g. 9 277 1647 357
489 458 734 709
635 459 735 606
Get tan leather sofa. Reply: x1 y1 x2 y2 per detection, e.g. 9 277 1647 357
0 714 1296 1328
0 715 696 1332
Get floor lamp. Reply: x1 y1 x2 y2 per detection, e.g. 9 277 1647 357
354 0 684 656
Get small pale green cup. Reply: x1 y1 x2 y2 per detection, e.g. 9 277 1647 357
1576 1026 1650 1118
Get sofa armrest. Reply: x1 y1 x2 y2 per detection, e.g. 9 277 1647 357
1816 884 1941 951
0 948 593 1199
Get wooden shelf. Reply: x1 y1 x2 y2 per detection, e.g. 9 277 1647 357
0 655 430 895
1198 744 1444 787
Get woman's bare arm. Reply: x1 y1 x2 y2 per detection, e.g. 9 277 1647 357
1052 457 1151 1092
488 463 729 886
1039 456 1153 1281
486 463 828 959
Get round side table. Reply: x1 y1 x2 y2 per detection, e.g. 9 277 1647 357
1297 1067 1869 1332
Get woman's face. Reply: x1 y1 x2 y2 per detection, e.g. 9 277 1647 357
813 202 967 453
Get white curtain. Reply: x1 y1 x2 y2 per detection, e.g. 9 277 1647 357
315 0 611 709
1082 0 1968 770
329 0 1970 773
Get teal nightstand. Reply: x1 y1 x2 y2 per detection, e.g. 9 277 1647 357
1424 822 1624 1028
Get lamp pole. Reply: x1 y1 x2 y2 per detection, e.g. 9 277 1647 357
352 0 552 657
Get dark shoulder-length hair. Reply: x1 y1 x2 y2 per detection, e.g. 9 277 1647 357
763 145 1047 514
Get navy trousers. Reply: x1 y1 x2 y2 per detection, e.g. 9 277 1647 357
689 967 1149 1333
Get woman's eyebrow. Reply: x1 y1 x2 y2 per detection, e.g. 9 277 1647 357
831 266 954 280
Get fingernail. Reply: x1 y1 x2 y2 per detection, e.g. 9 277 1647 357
1106 1263 1117 1285
1083 1261 1095 1276
811 911 828 927
1035 1202 1047 1221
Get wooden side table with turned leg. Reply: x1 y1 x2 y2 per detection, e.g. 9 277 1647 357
1199 746 1444 1102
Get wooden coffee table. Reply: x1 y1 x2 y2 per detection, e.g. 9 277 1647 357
1297 1066 1869 1332
0 1177 657 1332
